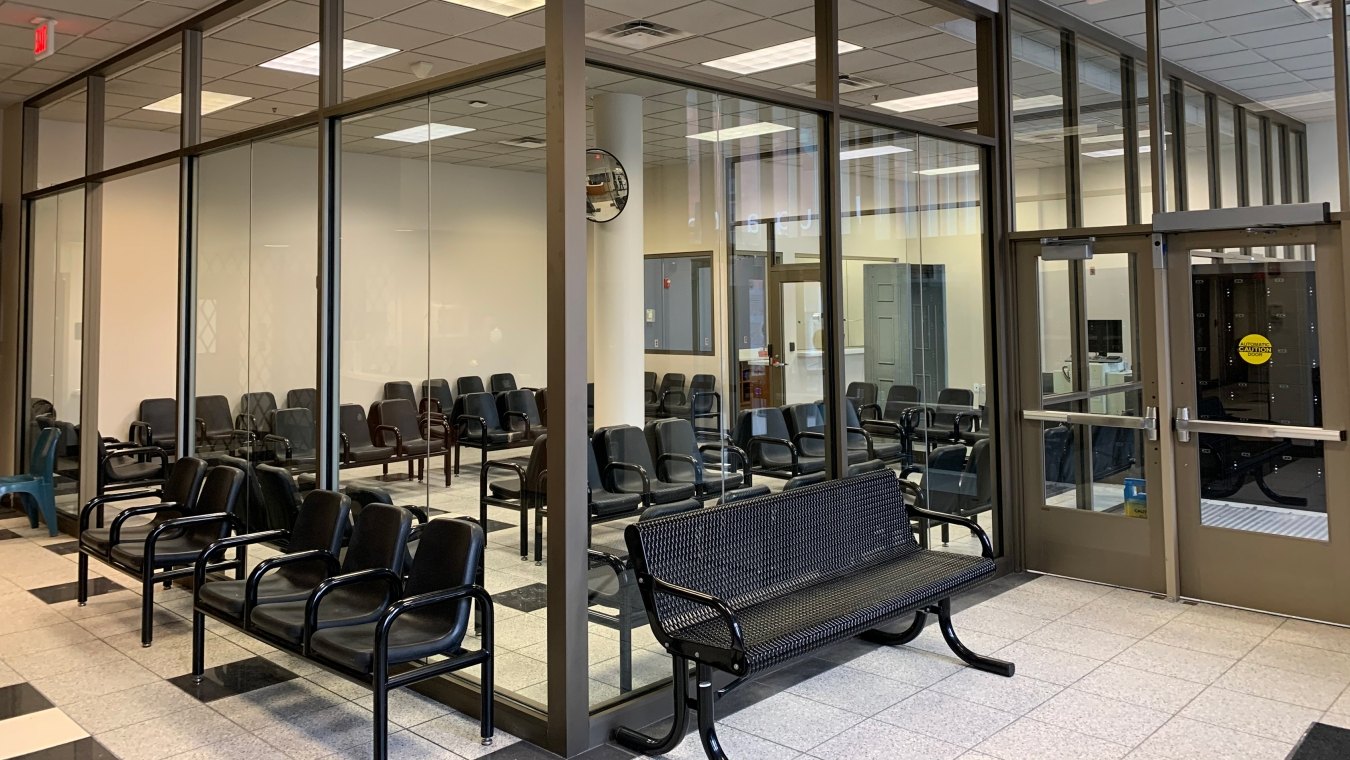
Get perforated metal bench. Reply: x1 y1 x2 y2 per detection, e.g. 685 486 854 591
613 469 1013 759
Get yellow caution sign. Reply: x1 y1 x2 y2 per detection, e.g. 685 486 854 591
1238 334 1273 365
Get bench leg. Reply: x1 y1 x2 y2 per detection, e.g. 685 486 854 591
859 609 927 646
695 663 729 760
614 656 690 755
936 598 1014 677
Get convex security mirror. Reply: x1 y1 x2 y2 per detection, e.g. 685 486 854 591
586 148 629 223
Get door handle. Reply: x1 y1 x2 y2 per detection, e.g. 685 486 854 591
1023 408 1158 441
1174 406 1345 443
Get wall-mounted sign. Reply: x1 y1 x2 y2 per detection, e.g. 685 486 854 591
33 19 56 61
1238 334 1273 365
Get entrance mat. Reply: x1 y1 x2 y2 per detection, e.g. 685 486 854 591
1288 722 1350 760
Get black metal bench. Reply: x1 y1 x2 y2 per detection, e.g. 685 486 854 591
613 469 1012 759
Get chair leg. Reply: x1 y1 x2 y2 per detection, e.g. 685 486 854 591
191 610 207 680
614 656 690 754
519 507 528 560
17 492 38 530
77 552 89 606
372 678 389 760
454 444 461 475
534 507 544 565
860 609 928 646
141 572 157 647
694 663 729 760
480 657 494 746
619 614 633 693
936 598 1014 677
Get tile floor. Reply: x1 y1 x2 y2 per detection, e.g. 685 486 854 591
13 471 1350 758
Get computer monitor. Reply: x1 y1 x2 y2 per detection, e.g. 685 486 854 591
1087 319 1123 356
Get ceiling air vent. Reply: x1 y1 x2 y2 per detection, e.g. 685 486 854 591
793 74 884 94
500 137 546 148
587 20 690 50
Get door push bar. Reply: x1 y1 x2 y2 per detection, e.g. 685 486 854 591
1174 407 1347 443
1023 406 1159 442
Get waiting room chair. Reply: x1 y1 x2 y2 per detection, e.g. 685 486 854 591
915 387 977 448
594 425 697 506
197 395 252 453
286 388 319 418
266 408 317 468
644 373 687 419
255 463 304 534
846 382 879 417
421 379 454 416
785 402 872 464
216 455 267 535
383 381 417 406
132 397 178 454
642 372 658 408
0 428 61 536
484 434 547 560
662 374 719 433
644 418 749 500
339 404 396 471
489 373 518 394
733 407 825 479
373 398 451 486
82 457 207 562
498 389 546 441
238 391 279 438
97 433 170 496
456 376 486 397
453 393 523 477
908 444 968 548
533 441 647 566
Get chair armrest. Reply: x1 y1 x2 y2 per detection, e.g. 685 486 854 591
955 411 980 432
502 410 530 437
642 575 745 659
303 568 404 653
660 388 686 408
793 430 826 449
690 390 721 416
481 461 525 496
402 506 430 525
604 461 650 495
100 445 168 472
196 418 208 440
656 452 700 483
194 530 289 598
455 414 488 438
701 442 750 483
900 480 993 558
747 436 799 468
128 421 152 446
340 432 351 463
588 548 630 575
108 503 184 545
80 489 166 531
374 584 494 660
145 513 241 564
846 426 876 458
373 424 403 452
859 402 881 421
263 434 293 460
863 419 906 437
246 550 341 610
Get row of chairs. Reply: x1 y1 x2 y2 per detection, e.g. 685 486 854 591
74 457 494 759
643 372 720 428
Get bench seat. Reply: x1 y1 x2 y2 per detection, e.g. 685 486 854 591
672 550 994 675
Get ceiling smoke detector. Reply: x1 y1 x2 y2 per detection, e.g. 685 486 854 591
587 20 690 51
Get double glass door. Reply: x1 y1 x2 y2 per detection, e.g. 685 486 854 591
1018 225 1350 622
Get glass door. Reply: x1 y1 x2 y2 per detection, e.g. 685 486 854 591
768 268 824 406
1167 226 1350 621
1016 235 1166 592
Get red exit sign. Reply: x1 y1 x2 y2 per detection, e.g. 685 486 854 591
34 19 56 60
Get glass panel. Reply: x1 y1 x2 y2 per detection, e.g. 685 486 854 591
1083 252 1138 398
1190 248 1325 539
645 254 714 355
1270 124 1286 204
28 190 85 517
779 280 823 405
203 1 318 140
1038 258 1073 398
1042 416 1148 518
38 91 86 190
1181 86 1210 210
101 166 181 459
104 47 182 168
1012 13 1066 231
1246 112 1266 206
1216 102 1238 208
1077 43 1128 227
1135 63 1155 217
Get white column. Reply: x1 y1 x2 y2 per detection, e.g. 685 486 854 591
591 92 644 428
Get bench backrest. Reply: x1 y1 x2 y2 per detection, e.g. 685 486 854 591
625 470 916 631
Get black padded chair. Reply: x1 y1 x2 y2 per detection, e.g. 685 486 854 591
644 373 686 418
733 407 825 479
645 418 749 500
383 381 417 405
876 384 923 428
247 503 413 652
844 401 906 463
421 379 454 416
456 376 485 397
909 444 968 547
83 463 245 646
453 392 524 476
307 518 494 759
1044 425 1074 488
82 457 206 559
663 374 719 433
533 442 647 566
339 404 395 470
372 399 450 486
132 398 178 454
594 425 697 506
846 382 879 417
489 373 517 394
266 408 317 468
97 434 169 495
536 387 548 426
192 490 351 666
783 458 887 490
286 388 319 418
197 395 251 453
387 381 449 440
498 389 546 441
238 392 279 438
931 438 994 545
642 372 658 408
255 463 304 533
217 455 267 534
483 434 548 560
785 402 871 464
916 388 976 448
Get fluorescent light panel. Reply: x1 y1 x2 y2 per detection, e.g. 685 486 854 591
1079 129 1167 144
704 38 861 75
1012 94 1063 111
874 87 978 114
438 0 544 15
261 39 400 76
841 145 912 161
1083 145 1152 158
916 164 980 176
687 122 794 142
375 123 475 143
143 91 251 115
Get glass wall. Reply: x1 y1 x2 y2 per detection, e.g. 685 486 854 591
1011 13 1066 230
202 1 319 140
1216 101 1238 208
1180 84 1210 211
37 91 87 191
28 190 85 515
1077 42 1128 227
1246 112 1266 206
103 47 183 169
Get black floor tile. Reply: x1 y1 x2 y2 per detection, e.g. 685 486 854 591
0 529 22 540
43 541 81 556
10 737 117 760
495 582 549 613
0 683 53 720
167 655 299 702
1290 722 1350 760
28 578 124 604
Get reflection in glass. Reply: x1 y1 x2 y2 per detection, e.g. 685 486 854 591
1077 42 1128 227
1182 86 1210 210
1012 13 1066 230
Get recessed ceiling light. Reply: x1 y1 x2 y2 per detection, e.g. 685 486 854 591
915 164 981 176
1083 145 1152 159
1012 95 1063 111
375 123 475 143
874 87 979 114
687 122 795 142
438 0 544 16
841 145 912 161
703 38 862 76
143 91 251 115
260 39 400 76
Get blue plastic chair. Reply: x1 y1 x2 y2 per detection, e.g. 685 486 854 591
0 427 61 536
